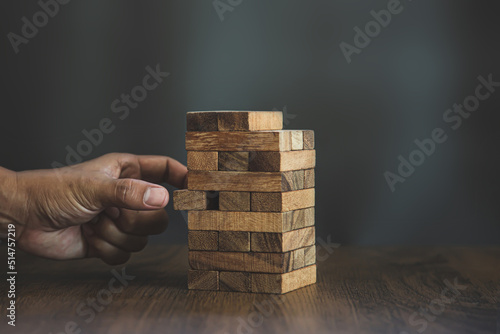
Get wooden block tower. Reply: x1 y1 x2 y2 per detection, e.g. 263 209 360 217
173 111 316 294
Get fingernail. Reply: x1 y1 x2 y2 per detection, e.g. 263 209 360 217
105 207 120 219
144 187 167 207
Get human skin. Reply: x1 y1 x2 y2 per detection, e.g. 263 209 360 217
0 153 187 265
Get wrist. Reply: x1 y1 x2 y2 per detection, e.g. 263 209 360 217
0 168 27 239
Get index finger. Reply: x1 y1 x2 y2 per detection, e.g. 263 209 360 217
136 155 188 189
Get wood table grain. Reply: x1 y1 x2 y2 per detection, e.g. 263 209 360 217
1 245 499 334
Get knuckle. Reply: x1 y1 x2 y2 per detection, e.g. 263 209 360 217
115 179 136 205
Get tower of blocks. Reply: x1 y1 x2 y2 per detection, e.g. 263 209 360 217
173 111 316 294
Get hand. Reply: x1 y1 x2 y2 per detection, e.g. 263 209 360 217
0 153 187 265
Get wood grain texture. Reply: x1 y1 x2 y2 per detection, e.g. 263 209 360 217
291 130 304 150
173 190 207 210
284 207 315 232
304 245 316 266
218 111 283 131
219 231 250 252
188 270 219 290
219 192 251 211
251 227 315 253
188 211 293 232
303 130 315 149
251 265 316 294
187 112 218 131
292 248 305 270
189 251 293 273
185 131 292 152
187 151 218 171
4 245 500 333
188 231 219 251
248 150 316 172
304 169 315 188
251 189 315 212
218 152 249 171
281 170 304 191
219 271 252 292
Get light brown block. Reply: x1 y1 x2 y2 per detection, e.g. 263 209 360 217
217 111 283 131
188 231 219 251
250 227 315 253
173 190 207 211
219 192 250 211
219 231 250 252
304 169 315 188
283 207 315 231
187 151 218 171
251 265 316 294
188 211 293 232
185 131 292 152
188 270 219 291
189 251 293 274
220 272 252 292
303 130 315 149
304 245 316 266
248 150 316 172
187 112 218 131
292 248 305 270
291 130 304 150
281 170 304 191
251 188 315 212
218 152 249 171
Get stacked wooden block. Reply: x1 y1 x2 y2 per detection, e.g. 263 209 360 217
173 111 316 294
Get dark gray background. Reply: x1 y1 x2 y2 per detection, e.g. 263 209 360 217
1 0 499 244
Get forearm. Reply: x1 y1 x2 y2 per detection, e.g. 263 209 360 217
0 167 26 239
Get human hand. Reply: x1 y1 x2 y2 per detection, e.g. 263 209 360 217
0 153 187 264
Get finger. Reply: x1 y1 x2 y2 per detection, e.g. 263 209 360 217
91 215 148 252
136 155 188 188
82 224 131 265
106 208 169 236
96 178 169 210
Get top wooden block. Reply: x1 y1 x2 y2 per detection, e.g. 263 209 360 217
187 111 283 132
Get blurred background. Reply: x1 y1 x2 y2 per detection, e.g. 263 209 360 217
1 0 499 245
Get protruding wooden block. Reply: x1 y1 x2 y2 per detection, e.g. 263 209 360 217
251 189 315 212
185 131 292 152
283 207 315 231
250 227 315 253
281 170 304 191
219 192 250 211
248 150 316 172
219 231 250 252
188 231 219 251
292 248 305 270
304 169 315 188
220 272 252 292
303 130 315 149
251 265 316 294
187 151 218 171
304 245 316 266
188 270 219 291
291 130 304 150
173 190 208 211
188 211 293 232
219 152 249 171
189 251 293 273
187 112 218 131
218 111 283 131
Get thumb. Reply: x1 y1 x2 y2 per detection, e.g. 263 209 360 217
96 178 169 210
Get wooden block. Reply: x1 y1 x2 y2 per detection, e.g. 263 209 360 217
185 131 292 152
292 248 305 270
281 170 304 191
251 265 316 294
187 112 218 131
189 251 293 274
218 111 283 131
173 190 207 210
304 245 316 266
284 207 315 231
187 151 218 171
218 152 249 171
219 231 250 252
291 130 304 150
248 150 316 172
250 227 315 253
251 189 315 212
303 130 315 149
219 192 250 211
188 211 293 232
188 270 219 291
304 169 315 188
188 231 219 251
220 272 252 292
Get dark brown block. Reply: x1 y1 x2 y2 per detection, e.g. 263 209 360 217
189 251 293 273
219 152 249 171
248 150 316 172
250 227 315 252
219 192 251 211
188 270 219 291
220 272 251 292
188 231 219 251
187 112 218 131
219 231 250 252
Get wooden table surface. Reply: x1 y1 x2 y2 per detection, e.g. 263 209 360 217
1 244 499 334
